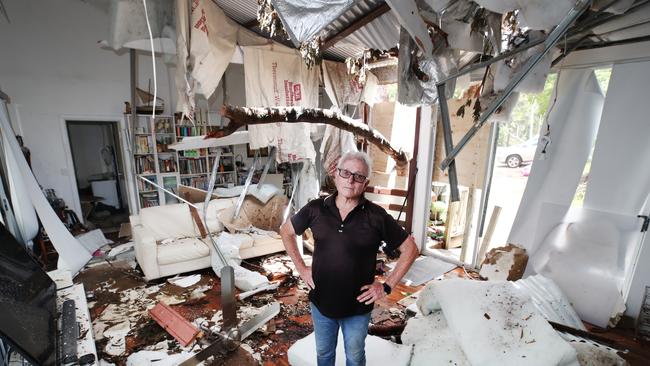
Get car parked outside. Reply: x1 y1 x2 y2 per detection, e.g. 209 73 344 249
496 136 538 168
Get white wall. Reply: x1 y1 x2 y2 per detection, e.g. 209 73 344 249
0 0 176 218
67 123 113 189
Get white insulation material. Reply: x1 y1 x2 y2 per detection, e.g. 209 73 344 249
416 279 579 366
287 332 412 366
402 312 470 365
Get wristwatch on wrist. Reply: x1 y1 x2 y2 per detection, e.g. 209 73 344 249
382 282 392 295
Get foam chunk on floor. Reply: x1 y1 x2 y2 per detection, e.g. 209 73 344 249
402 311 470 365
287 331 412 366
417 279 579 366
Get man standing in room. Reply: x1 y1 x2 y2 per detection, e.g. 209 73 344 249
280 151 419 366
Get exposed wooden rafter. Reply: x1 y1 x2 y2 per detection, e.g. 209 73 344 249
321 2 391 51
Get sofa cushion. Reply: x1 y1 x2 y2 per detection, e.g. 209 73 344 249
140 203 197 241
157 238 210 265
193 198 237 233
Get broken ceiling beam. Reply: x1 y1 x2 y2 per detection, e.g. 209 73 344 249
321 2 391 51
440 0 592 171
218 105 409 175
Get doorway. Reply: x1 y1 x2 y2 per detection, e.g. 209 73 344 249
66 121 129 234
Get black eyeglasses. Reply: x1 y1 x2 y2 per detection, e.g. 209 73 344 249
338 168 367 183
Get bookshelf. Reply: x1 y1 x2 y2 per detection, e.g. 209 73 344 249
175 117 238 191
129 114 180 209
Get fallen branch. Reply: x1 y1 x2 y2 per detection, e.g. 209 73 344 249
214 105 409 175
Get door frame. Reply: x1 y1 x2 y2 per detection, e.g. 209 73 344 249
59 114 134 223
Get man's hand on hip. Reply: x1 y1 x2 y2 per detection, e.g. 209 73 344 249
357 281 385 305
298 266 315 289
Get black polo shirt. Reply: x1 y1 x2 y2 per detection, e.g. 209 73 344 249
291 193 409 318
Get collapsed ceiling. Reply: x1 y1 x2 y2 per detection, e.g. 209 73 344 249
214 0 650 63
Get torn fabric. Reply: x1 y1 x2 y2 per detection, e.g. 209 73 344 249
243 46 319 163
175 0 268 116
322 60 365 108
272 0 354 46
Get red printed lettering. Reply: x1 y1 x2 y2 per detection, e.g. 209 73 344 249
293 84 302 102
194 9 208 35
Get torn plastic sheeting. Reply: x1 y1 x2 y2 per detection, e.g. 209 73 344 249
416 279 580 366
530 204 641 328
513 275 587 331
474 0 576 30
0 103 91 274
271 0 354 46
397 27 457 106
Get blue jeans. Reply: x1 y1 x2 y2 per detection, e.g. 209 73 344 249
310 302 371 366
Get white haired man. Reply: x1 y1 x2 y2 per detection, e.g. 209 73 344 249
280 151 419 366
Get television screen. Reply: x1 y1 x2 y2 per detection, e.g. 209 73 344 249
0 223 57 366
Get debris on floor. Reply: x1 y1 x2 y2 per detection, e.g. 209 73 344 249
149 302 200 347
479 243 529 281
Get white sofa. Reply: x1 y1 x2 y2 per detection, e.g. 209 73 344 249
130 198 285 281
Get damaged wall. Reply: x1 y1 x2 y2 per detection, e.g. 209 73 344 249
368 101 416 190
0 0 176 218
432 97 491 189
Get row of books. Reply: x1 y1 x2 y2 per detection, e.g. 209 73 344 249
156 135 175 145
159 158 177 173
179 149 206 158
180 159 208 175
135 156 156 174
176 125 222 137
181 176 209 190
137 175 157 191
135 136 152 154
140 192 160 208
